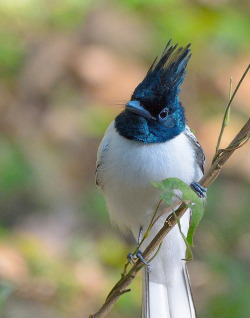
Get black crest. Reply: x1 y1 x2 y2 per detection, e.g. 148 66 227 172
131 40 191 116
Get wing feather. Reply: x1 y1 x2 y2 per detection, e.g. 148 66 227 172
95 123 113 189
184 126 205 174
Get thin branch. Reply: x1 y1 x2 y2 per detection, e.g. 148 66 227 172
213 64 250 163
89 118 250 318
214 76 232 157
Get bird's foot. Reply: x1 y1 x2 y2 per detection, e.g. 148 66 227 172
127 226 151 272
127 250 152 272
137 226 143 246
136 250 152 272
191 181 207 198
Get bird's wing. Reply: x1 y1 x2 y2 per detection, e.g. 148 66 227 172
184 126 205 174
96 139 109 189
95 122 113 189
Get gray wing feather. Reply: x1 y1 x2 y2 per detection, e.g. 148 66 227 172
184 126 205 174
95 137 109 189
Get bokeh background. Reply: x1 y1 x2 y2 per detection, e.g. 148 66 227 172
0 1 249 317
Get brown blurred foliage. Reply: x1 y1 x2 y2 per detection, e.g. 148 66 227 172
0 1 249 318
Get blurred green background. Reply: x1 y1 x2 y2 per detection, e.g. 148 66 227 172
0 0 249 317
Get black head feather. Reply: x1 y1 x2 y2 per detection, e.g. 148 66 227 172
131 40 191 117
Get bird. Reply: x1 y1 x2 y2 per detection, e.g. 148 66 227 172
96 39 206 318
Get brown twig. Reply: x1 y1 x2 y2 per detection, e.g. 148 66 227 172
89 118 249 318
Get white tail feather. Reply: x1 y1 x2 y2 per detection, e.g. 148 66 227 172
140 210 196 318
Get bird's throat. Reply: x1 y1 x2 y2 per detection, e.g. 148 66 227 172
115 111 185 144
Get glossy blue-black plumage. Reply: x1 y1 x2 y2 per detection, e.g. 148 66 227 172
115 40 191 143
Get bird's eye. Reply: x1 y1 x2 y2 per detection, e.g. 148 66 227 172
159 109 168 120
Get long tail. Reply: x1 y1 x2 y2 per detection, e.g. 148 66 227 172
141 209 196 318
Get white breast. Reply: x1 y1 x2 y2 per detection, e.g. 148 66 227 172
97 122 201 231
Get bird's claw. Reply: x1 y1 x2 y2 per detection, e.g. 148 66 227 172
127 250 151 272
127 227 152 272
127 252 136 264
191 181 207 198
136 250 152 272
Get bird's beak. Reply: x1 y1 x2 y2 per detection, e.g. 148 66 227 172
125 100 152 120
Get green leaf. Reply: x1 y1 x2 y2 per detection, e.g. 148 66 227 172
152 181 174 206
174 212 193 261
152 178 204 246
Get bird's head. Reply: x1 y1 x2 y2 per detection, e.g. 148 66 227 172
115 40 191 143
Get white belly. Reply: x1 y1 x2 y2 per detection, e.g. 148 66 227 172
97 122 201 232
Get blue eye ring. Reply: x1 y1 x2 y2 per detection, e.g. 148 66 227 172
159 108 168 120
